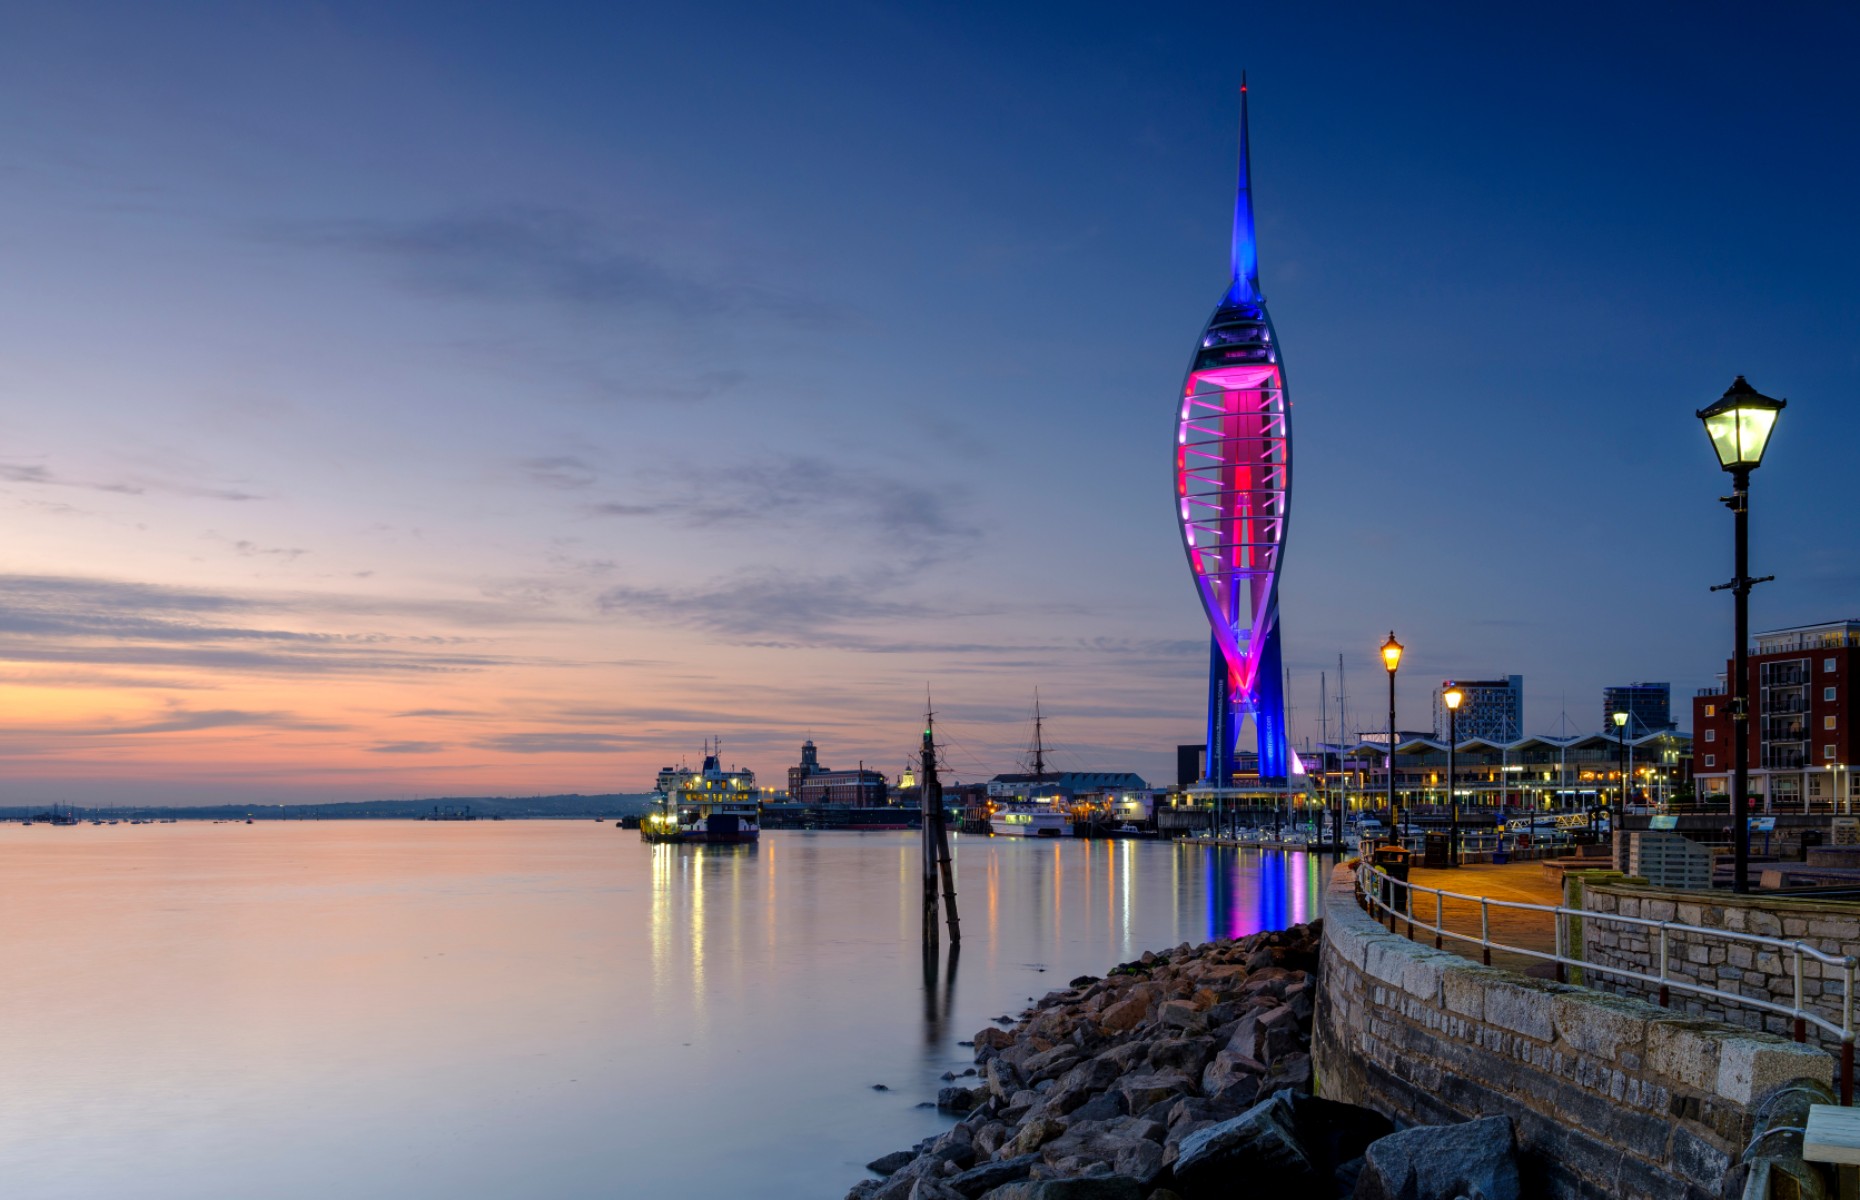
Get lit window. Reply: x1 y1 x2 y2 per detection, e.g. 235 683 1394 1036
1828 716 1839 730
1828 745 1839 760
1705 704 1716 717
1704 729 1716 742
1827 657 1838 672
1704 754 1716 767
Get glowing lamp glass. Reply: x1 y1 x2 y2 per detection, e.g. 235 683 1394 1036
1696 376 1785 471
1613 711 1629 728
1380 632 1403 674
1443 687 1463 711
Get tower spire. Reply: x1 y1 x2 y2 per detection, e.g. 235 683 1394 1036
1229 73 1260 304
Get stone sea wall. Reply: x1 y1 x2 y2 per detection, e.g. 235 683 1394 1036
1576 877 1860 1054
1315 862 1833 1200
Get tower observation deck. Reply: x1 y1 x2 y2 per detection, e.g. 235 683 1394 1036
1173 80 1292 787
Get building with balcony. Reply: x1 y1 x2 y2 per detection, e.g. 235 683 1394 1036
1693 619 1860 811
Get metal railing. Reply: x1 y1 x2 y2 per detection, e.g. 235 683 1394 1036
1354 859 1858 1104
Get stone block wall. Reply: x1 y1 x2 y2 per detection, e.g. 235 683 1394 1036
1576 879 1860 1054
1316 864 1832 1200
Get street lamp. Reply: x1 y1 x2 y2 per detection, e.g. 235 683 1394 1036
1382 632 1403 845
1612 710 1629 833
1698 375 1785 893
1444 684 1464 866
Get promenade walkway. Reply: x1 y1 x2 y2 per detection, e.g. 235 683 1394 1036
1394 860 1564 974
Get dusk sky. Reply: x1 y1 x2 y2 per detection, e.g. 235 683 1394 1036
1 2 1856 803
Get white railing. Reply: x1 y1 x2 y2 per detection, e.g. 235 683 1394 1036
1354 858 1858 1104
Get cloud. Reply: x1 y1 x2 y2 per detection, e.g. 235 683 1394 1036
231 539 308 561
87 708 348 735
521 456 599 491
281 207 843 328
370 740 447 754
0 574 539 678
0 460 261 502
586 454 976 562
475 731 636 754
597 568 939 642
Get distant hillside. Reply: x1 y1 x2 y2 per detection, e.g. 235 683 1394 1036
1 793 658 820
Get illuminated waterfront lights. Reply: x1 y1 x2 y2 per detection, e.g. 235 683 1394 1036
1612 711 1629 728
1443 686 1464 712
1381 633 1404 674
1697 376 1786 472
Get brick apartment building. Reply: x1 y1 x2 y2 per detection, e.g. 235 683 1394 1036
1693 619 1859 811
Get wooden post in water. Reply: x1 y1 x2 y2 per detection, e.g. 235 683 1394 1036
921 711 960 945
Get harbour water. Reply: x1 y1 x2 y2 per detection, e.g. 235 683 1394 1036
0 823 1325 1198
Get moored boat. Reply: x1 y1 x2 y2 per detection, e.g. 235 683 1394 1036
641 742 760 845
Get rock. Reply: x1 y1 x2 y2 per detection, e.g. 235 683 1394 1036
1112 1139 1164 1187
846 1182 881 1200
1114 1071 1194 1114
1098 996 1148 1032
1002 1116 1067 1158
1023 1043 1083 1082
1041 1115 1165 1169
939 1086 983 1115
1069 975 1100 987
868 1150 918 1176
873 1084 891 1092
947 1153 1041 1198
1355 1115 1520 1200
985 1058 1023 1103
1157 999 1206 1033
1067 1090 1127 1123
1170 1092 1320 1198
973 1122 1010 1160
977 1177 1142 1200
1200 1049 1264 1097
1147 1037 1214 1079
975 1028 1016 1054
1260 1051 1311 1098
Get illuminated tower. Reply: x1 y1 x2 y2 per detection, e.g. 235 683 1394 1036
1174 80 1291 786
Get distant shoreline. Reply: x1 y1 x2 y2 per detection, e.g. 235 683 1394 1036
2 794 656 822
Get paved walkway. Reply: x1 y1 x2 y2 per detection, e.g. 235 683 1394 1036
1373 860 1566 974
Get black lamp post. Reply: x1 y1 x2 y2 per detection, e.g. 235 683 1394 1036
1697 375 1785 894
1444 684 1464 866
1612 710 1629 836
1381 632 1403 845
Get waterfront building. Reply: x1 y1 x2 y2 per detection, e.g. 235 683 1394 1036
1604 682 1677 735
1174 82 1293 787
1693 619 1860 811
784 739 886 806
1307 731 1692 814
1431 676 1522 743
987 771 1149 800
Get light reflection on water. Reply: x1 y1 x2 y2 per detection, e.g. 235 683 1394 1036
0 824 1323 1199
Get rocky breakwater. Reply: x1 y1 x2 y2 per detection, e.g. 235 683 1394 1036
849 922 1525 1200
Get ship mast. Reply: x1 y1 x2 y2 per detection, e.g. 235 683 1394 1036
920 698 960 946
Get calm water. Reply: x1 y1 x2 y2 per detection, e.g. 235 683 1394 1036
0 823 1326 1198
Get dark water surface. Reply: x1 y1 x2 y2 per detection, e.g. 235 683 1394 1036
0 823 1326 1198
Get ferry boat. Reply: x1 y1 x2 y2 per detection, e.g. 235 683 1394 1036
989 797 1067 838
641 743 760 845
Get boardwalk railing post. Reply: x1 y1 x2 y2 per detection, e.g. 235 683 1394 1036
1794 945 1807 1044
1435 890 1443 950
1480 898 1490 966
1658 923 1670 1008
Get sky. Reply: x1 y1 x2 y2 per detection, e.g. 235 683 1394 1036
0 1 1856 804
